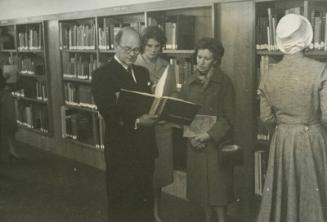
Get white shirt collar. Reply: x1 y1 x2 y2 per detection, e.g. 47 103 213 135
114 55 137 83
114 55 129 70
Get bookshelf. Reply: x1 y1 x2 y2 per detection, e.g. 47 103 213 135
58 6 213 154
0 21 52 135
59 17 102 150
254 0 327 196
1 1 257 220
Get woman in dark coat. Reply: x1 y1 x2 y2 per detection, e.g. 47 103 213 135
179 38 235 222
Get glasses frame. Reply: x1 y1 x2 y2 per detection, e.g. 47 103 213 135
117 43 140 54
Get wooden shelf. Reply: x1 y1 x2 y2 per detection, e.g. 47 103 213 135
17 123 50 136
305 50 327 58
99 49 115 53
64 103 98 113
0 49 16 52
63 137 104 152
19 73 45 78
17 49 44 53
163 49 195 56
63 76 92 83
13 95 48 104
256 49 283 55
257 49 327 58
60 48 97 53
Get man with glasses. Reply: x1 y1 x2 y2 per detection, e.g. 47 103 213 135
92 27 158 222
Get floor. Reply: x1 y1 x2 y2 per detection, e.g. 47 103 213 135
0 142 244 222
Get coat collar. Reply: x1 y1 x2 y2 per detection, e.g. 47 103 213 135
188 67 224 86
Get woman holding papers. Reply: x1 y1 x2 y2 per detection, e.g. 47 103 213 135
135 26 177 222
179 38 235 222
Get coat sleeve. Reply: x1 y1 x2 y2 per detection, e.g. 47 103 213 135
258 79 276 126
91 67 118 129
208 76 235 144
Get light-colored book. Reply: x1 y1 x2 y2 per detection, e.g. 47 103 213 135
183 114 216 138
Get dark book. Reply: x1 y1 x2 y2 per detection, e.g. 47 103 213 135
117 89 200 125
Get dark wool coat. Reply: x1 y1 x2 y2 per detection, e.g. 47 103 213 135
91 58 157 222
179 67 235 206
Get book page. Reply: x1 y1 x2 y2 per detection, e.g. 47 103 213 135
120 88 154 97
183 115 217 138
154 65 169 97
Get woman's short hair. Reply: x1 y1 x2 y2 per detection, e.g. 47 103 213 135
140 26 166 52
194 37 224 65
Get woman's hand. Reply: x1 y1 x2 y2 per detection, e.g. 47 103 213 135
190 137 206 150
193 132 211 143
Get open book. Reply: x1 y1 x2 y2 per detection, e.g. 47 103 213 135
117 88 200 125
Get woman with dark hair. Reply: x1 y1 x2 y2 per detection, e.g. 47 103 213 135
179 37 235 222
135 26 177 222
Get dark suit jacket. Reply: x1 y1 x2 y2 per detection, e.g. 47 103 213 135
91 58 157 167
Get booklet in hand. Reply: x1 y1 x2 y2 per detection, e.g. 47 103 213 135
117 88 200 125
183 115 217 137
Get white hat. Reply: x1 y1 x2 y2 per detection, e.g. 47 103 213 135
276 13 313 54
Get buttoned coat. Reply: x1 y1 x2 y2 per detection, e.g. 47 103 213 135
91 58 157 222
257 54 327 222
179 67 235 206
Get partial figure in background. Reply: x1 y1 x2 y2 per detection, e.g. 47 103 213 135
257 14 327 222
135 25 177 222
179 38 235 222
0 60 20 162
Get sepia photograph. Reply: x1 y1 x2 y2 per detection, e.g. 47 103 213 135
0 0 327 222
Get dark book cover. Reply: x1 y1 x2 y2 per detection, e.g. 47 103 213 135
117 89 200 125
157 97 200 125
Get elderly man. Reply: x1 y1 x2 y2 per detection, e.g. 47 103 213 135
92 27 158 222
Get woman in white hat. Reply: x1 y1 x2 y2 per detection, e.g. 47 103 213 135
257 13 327 222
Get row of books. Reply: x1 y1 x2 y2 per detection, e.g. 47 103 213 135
257 120 271 142
60 15 195 51
61 107 105 150
62 54 97 80
310 9 327 50
17 25 43 50
147 16 195 50
254 150 269 196
169 58 194 90
98 21 146 50
60 23 96 50
64 83 96 109
256 7 327 51
14 100 49 132
12 79 48 101
20 57 44 75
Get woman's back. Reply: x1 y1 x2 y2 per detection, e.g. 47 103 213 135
261 54 327 125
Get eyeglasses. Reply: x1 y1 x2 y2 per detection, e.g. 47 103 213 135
117 43 140 54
